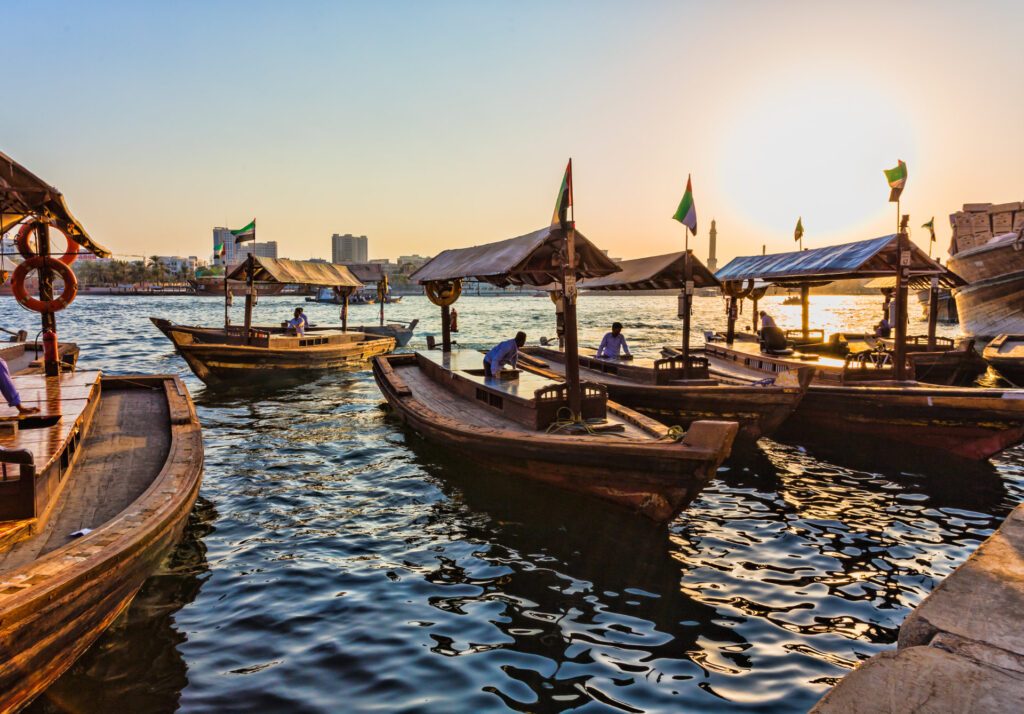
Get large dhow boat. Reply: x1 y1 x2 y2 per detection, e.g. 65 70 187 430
706 221 1024 460
152 254 395 385
0 150 204 710
519 250 812 445
946 202 1024 338
372 221 738 522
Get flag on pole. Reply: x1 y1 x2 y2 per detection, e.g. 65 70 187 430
922 217 936 242
672 175 697 234
231 219 256 243
551 160 573 228
884 160 907 202
794 217 804 242
215 243 226 258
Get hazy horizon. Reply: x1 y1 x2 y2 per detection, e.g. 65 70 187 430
4 0 1022 264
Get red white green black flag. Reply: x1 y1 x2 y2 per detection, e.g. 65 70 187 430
672 175 697 234
551 160 573 228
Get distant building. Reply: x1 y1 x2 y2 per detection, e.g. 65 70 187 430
707 219 718 273
154 255 199 274
397 254 429 274
369 258 403 276
332 234 368 264
213 227 278 268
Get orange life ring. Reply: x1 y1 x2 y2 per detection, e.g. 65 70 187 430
16 221 80 266
11 256 79 313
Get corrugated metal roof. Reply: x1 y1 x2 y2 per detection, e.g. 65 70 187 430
0 150 110 258
715 234 945 285
410 225 620 287
227 257 363 287
581 251 721 291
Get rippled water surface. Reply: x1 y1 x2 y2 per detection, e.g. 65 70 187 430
8 292 1022 713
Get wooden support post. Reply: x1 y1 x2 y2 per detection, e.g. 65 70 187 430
441 304 451 352
927 276 939 349
341 291 349 332
223 268 230 328
682 249 693 378
379 290 385 327
36 224 59 376
751 296 759 333
800 284 810 342
562 225 583 420
243 253 254 344
894 216 910 380
726 296 737 344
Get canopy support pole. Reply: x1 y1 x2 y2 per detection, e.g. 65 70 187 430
800 285 810 342
36 224 59 377
751 294 759 332
342 291 349 333
682 249 692 378
726 296 736 344
379 291 385 327
927 276 939 350
243 253 254 344
562 224 583 420
223 268 230 329
894 216 910 380
441 304 451 352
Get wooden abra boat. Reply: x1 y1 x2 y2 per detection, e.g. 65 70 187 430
983 334 1024 385
0 371 204 710
152 255 395 384
0 149 204 710
0 340 79 374
520 346 810 444
947 231 1024 337
375 350 736 521
151 317 394 385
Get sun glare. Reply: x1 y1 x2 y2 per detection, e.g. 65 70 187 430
717 72 918 249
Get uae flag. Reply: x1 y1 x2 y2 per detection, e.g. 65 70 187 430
884 160 907 202
231 219 256 243
672 175 697 234
794 217 804 242
551 160 573 228
922 217 936 242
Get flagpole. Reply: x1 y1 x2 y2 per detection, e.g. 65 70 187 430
561 159 583 421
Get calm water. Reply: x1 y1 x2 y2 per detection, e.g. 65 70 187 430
6 293 1021 713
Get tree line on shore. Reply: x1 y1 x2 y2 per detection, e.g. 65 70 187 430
72 257 225 286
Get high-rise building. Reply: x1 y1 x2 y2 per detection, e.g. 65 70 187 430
332 234 368 264
213 227 277 267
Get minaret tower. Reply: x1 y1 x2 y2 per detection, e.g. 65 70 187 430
707 219 718 273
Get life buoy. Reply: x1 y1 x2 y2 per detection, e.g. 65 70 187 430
424 279 461 307
16 221 80 266
11 256 79 313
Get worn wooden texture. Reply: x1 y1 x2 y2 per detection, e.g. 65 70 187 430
521 347 809 442
151 318 394 384
984 335 1024 386
948 237 1024 285
953 273 1024 338
0 343 80 376
372 354 738 521
0 375 204 712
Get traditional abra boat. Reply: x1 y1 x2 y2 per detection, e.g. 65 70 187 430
152 255 395 384
374 213 738 522
521 251 812 443
0 339 79 374
708 225 1024 460
0 149 204 711
983 334 1024 386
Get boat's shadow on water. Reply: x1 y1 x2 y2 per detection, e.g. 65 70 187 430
25 497 216 713
400 435 750 710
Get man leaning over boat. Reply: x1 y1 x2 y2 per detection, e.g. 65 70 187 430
483 332 526 378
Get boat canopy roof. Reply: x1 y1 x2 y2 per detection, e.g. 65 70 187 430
410 225 620 287
715 234 945 287
0 150 111 258
864 268 966 291
341 262 385 283
580 251 720 291
227 256 363 287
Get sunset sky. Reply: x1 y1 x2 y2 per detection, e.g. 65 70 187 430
4 1 1022 264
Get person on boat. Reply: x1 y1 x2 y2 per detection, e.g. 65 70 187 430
596 322 632 360
288 307 310 336
450 307 459 333
873 316 892 338
758 311 788 352
483 331 526 377
0 357 40 415
758 311 777 332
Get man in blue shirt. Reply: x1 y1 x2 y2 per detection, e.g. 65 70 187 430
484 331 526 377
597 322 632 360
1 357 39 415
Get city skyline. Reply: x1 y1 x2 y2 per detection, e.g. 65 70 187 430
4 1 1023 266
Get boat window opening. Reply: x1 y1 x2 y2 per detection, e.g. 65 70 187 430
489 393 503 409
475 388 488 404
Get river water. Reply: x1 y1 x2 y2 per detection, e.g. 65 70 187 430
7 293 1021 713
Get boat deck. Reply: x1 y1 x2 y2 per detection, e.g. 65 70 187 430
417 348 559 400
0 384 170 571
0 342 78 375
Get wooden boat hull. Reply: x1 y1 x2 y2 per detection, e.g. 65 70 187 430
0 375 204 711
519 348 810 444
151 318 396 384
983 335 1024 386
951 272 1024 338
373 353 738 522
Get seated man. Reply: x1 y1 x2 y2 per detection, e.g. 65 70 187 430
483 331 526 378
873 317 892 338
287 307 310 336
1 357 40 415
596 322 632 360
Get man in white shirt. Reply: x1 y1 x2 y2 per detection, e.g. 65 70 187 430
597 322 632 360
287 307 310 336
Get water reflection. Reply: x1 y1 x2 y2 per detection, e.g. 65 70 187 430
26 498 215 713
